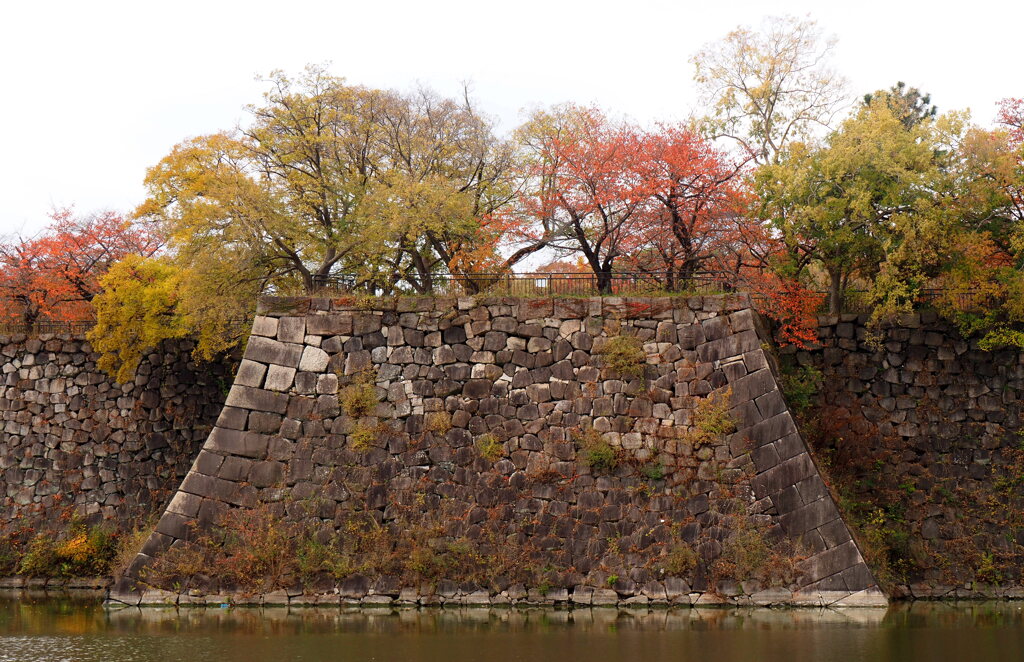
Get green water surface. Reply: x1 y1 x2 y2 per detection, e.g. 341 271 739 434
1 595 1022 662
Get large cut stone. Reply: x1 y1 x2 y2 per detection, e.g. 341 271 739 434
225 386 289 414
299 346 330 372
244 337 302 368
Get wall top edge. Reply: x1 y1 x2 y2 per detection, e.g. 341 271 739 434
255 293 754 319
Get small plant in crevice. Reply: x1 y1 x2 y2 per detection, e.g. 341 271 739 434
350 421 388 452
597 332 647 380
572 426 621 472
780 363 822 415
640 461 665 481
686 387 736 448
661 543 697 576
712 516 802 587
975 551 1002 585
339 368 379 417
424 411 453 436
475 433 504 462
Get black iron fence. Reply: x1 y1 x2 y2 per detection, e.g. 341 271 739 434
311 271 737 297
0 318 254 338
0 320 97 336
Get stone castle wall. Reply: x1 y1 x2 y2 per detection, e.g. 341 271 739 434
116 295 882 608
0 335 233 532
787 312 1024 599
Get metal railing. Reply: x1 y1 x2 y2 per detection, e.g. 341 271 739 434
823 288 986 315
311 271 737 297
0 320 97 336
0 318 254 338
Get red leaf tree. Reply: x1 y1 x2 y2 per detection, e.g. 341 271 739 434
518 107 653 292
623 125 748 288
0 209 160 326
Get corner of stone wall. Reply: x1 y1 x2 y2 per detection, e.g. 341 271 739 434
114 294 886 607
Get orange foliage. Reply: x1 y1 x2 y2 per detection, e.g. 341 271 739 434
744 270 824 347
0 209 159 325
998 97 1024 146
623 125 748 284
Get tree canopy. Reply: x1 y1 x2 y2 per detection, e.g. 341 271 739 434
3 20 1017 380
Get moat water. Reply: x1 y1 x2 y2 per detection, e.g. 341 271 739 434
1 595 1023 661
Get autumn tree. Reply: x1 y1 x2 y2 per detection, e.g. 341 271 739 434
864 81 937 129
89 255 188 382
358 86 525 291
998 97 1024 143
909 101 1024 348
0 209 158 326
92 65 538 378
624 125 747 288
514 106 651 292
692 15 848 165
757 92 953 313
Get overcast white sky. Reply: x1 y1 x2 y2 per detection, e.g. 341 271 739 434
2 0 1021 237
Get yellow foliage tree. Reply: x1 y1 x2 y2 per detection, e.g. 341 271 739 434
88 255 188 383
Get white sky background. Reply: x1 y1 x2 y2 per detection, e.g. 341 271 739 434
1 0 1021 237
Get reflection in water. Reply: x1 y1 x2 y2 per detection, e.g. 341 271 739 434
1 594 1023 662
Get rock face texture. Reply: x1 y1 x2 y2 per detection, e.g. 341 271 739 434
0 336 233 529
791 312 1024 599
120 295 882 607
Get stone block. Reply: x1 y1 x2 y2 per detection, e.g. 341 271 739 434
794 476 829 504
277 317 306 343
299 346 330 372
752 390 784 418
155 511 193 541
217 455 253 481
798 540 863 585
817 518 853 548
234 360 267 388
743 412 797 448
250 461 285 487
244 337 302 368
247 411 283 435
696 330 760 363
750 453 816 499
779 496 837 535
224 386 289 414
207 428 273 458
701 316 729 341
251 316 279 338
216 407 249 431
305 313 353 335
774 433 805 460
264 365 296 392
194 451 225 476
166 491 202 518
751 444 781 472
729 368 775 404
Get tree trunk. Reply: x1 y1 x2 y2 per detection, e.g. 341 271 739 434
828 269 843 315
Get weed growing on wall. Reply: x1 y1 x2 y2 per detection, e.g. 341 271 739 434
597 333 647 380
339 368 379 417
661 543 697 575
780 363 822 415
17 520 118 577
475 433 504 462
713 516 802 587
572 426 621 471
350 421 388 452
687 388 736 448
144 504 547 593
425 411 453 436
640 461 665 481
